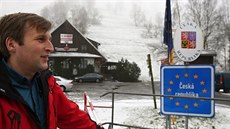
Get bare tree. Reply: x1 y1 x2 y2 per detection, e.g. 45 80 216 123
171 0 228 70
220 0 230 71
40 1 101 34
141 19 154 38
185 0 223 49
40 0 68 28
130 3 146 27
172 0 181 26
72 7 90 34
222 0 230 43
84 0 101 25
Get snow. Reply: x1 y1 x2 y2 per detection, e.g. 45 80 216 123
67 94 230 129
86 1 165 82
73 2 230 129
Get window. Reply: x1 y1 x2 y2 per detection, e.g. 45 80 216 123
79 59 88 69
81 45 87 51
61 59 70 69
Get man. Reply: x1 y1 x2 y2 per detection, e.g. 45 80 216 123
0 12 103 129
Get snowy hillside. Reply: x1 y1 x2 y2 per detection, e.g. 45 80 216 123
86 2 164 81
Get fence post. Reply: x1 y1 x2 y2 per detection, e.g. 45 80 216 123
111 92 115 129
84 92 102 125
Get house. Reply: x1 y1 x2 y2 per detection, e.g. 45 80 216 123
49 20 106 79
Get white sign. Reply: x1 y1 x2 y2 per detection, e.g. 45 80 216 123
174 21 203 62
60 34 73 44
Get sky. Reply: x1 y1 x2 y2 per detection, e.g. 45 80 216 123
0 0 55 15
0 0 167 17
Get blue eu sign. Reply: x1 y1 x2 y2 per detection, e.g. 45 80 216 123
160 65 215 117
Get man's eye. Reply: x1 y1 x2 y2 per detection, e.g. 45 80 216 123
37 38 45 42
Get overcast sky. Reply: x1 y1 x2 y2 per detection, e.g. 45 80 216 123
0 0 55 15
0 0 172 16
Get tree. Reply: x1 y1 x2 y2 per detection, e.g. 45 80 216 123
72 7 90 34
185 0 223 49
112 58 141 82
40 1 68 28
169 0 229 69
40 0 101 34
84 0 102 25
142 19 154 38
172 0 181 26
219 0 230 71
130 3 146 27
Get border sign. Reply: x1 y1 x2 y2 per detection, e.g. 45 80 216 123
160 65 215 117
174 21 203 62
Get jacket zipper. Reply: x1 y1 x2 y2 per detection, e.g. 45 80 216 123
7 110 21 129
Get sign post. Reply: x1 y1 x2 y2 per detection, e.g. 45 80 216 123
160 65 215 118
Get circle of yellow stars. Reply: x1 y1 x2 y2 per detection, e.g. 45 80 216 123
166 73 207 109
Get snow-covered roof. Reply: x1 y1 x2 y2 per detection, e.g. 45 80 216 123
49 52 101 58
200 50 217 56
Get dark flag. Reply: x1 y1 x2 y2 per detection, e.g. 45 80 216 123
163 0 174 64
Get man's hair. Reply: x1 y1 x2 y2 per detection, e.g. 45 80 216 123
0 12 52 59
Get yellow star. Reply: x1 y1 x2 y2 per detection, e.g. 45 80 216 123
184 73 189 77
194 103 198 107
170 97 174 100
175 74 180 78
202 89 207 93
170 80 174 85
168 88 172 92
184 105 189 109
200 81 205 85
176 102 180 106
194 74 198 79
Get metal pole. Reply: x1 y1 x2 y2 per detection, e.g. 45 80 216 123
185 116 188 129
101 91 230 102
169 115 171 129
111 93 115 129
166 115 168 129
100 91 230 129
166 115 171 129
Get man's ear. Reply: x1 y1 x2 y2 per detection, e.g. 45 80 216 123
5 37 17 52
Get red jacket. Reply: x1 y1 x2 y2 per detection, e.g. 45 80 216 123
0 62 99 129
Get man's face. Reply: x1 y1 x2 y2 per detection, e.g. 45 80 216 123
12 26 54 76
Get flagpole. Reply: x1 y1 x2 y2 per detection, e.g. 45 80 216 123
164 0 173 128
163 0 173 65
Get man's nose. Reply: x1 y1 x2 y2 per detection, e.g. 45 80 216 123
46 40 54 52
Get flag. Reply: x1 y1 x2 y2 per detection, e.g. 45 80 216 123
163 0 174 64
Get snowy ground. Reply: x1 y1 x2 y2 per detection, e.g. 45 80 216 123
66 92 230 129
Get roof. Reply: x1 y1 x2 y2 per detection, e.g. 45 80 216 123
51 20 107 61
200 50 217 56
49 52 102 58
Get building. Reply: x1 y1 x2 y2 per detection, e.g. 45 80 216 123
186 50 217 64
49 20 106 79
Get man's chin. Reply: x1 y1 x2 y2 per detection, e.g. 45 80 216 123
40 65 49 71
